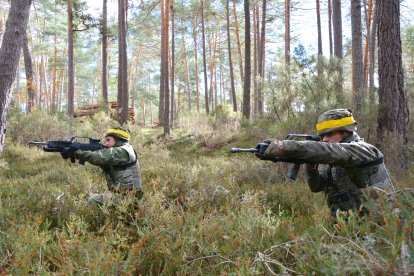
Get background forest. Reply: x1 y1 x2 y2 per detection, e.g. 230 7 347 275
0 0 413 274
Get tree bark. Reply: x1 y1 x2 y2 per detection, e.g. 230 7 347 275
226 0 237 112
159 0 165 124
284 0 290 67
182 30 192 111
118 0 129 124
232 0 244 87
193 15 200 111
368 0 377 105
253 4 259 115
362 0 373 97
0 0 31 153
351 0 364 112
52 33 57 112
257 0 266 115
332 0 344 99
200 0 209 114
102 0 108 104
316 0 323 93
67 0 74 116
163 0 170 135
377 0 407 142
328 0 333 58
23 29 35 113
170 0 175 126
242 0 251 118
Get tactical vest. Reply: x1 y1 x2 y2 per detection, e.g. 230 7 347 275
104 144 142 192
323 140 394 215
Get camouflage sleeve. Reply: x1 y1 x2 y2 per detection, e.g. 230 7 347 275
74 147 130 167
305 164 326 192
265 140 382 168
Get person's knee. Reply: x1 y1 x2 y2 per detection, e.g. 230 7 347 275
87 194 104 206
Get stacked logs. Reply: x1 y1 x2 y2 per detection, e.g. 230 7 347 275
74 101 135 123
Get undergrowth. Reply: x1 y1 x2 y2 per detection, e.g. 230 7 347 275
0 110 413 274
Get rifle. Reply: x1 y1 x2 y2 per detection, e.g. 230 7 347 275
230 134 321 180
28 136 104 164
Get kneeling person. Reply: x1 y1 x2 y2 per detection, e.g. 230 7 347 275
262 109 394 218
65 127 142 206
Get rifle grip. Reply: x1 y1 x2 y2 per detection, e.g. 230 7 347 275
287 163 301 180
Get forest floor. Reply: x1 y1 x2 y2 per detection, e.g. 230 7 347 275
0 111 413 274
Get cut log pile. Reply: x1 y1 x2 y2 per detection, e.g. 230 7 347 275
74 101 135 123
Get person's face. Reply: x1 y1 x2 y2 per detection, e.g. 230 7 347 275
322 131 347 143
104 136 117 148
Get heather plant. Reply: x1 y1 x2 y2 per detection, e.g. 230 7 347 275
0 112 413 274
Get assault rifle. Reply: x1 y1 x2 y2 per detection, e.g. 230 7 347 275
28 137 104 164
230 134 321 180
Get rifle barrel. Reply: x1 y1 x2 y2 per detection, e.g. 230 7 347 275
28 141 48 145
230 148 258 153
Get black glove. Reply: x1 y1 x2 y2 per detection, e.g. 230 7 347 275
60 148 77 160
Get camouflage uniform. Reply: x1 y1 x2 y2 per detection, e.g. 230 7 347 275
263 109 394 217
73 130 142 206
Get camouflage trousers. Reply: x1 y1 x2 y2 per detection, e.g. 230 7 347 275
87 189 143 206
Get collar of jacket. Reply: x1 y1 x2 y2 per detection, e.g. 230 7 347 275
114 140 128 147
340 132 360 143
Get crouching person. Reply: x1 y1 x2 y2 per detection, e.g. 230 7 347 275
62 126 142 206
260 109 394 219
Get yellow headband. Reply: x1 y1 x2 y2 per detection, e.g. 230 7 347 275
316 116 356 132
106 128 131 140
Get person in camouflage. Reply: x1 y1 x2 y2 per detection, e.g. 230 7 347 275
261 109 394 218
62 126 142 206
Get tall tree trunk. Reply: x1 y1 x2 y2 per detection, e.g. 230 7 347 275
368 0 377 106
253 4 258 115
42 57 49 110
363 0 373 97
232 0 244 87
377 0 407 143
163 0 170 135
242 0 251 118
193 15 200 111
257 0 266 115
118 0 129 124
182 28 192 111
159 0 165 124
226 0 237 111
351 0 364 112
52 33 57 112
332 0 344 100
23 29 35 113
200 0 209 114
170 0 175 126
15 64 20 98
208 32 217 110
328 0 333 58
131 56 139 115
0 0 31 153
67 0 74 116
102 0 108 104
284 0 290 67
316 0 323 80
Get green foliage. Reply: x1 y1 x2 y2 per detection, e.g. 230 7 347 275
0 112 413 274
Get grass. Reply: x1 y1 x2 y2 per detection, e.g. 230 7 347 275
0 111 413 274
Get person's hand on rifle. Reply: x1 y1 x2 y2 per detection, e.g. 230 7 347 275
60 148 78 159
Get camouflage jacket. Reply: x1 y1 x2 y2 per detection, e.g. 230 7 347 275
74 141 142 192
264 132 393 215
